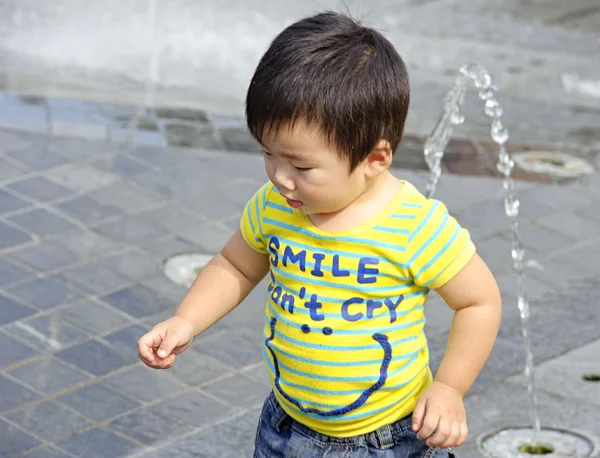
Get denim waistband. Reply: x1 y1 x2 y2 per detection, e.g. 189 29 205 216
267 391 414 450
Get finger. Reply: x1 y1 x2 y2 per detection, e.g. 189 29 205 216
416 407 440 441
137 334 158 363
458 422 469 446
412 397 427 432
155 354 176 369
157 329 182 359
426 417 451 447
141 352 176 370
438 421 461 449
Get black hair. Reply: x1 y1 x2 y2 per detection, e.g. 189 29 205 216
246 11 410 171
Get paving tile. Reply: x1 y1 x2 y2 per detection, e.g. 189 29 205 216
155 409 261 458
9 208 76 236
169 350 233 386
574 198 600 224
4 313 88 352
526 258 589 288
179 187 241 220
7 356 91 394
474 235 514 274
22 445 73 458
109 405 194 446
194 328 264 369
550 240 600 275
0 374 39 412
464 382 600 445
46 162 120 193
56 383 140 421
0 220 32 250
5 144 69 170
104 365 188 403
0 418 40 456
518 222 577 255
128 144 194 168
139 274 187 303
88 181 162 213
102 324 150 361
57 428 139 458
203 374 270 409
100 285 172 319
538 211 600 240
521 183 598 212
6 240 79 271
49 228 129 260
96 250 162 281
56 263 134 295
0 331 37 369
133 203 206 234
92 154 152 178
0 293 37 326
6 176 73 202
508 339 600 408
0 157 28 182
0 188 30 214
6 400 93 441
59 299 132 335
94 213 170 242
56 339 133 376
176 221 234 254
219 179 266 208
127 234 197 261
49 135 114 161
0 258 34 286
56 195 122 224
0 130 36 154
498 282 600 362
151 390 240 429
5 276 83 310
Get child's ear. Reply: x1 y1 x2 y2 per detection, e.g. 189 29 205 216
364 139 393 177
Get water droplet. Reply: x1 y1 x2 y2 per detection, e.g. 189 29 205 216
517 297 530 320
491 126 509 145
478 85 498 100
451 113 465 125
485 99 504 118
473 71 492 89
505 198 520 217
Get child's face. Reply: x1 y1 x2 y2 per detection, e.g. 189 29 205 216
260 121 369 215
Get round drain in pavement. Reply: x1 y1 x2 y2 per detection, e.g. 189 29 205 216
512 151 594 178
479 427 597 457
163 253 213 288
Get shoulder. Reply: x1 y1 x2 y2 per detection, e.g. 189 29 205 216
393 181 449 230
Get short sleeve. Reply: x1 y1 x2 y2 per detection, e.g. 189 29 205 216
407 199 475 289
239 182 272 254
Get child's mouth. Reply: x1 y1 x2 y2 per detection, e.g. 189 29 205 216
286 198 303 208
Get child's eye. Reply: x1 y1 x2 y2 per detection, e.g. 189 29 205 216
295 167 312 172
262 150 272 157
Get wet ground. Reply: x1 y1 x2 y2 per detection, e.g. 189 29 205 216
0 94 599 456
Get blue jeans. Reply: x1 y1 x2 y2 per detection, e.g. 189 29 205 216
254 392 456 458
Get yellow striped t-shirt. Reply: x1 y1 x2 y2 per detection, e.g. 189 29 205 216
240 180 475 437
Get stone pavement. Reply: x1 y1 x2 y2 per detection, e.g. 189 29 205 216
1 106 600 456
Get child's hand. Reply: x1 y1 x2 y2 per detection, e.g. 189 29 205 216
137 316 196 369
412 381 468 449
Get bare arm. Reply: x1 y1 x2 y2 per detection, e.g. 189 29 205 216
174 229 270 336
433 252 502 396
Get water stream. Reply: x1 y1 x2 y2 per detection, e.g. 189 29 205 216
423 63 542 441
